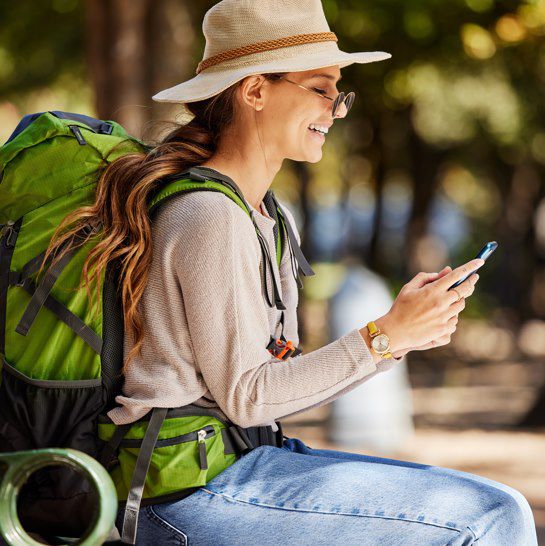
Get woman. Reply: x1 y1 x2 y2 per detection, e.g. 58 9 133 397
56 0 537 543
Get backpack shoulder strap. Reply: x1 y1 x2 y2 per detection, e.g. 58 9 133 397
149 167 286 310
148 167 252 223
265 192 315 289
262 190 283 267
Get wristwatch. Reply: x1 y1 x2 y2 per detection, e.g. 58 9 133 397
366 321 393 360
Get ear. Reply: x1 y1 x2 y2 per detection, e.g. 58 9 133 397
238 75 266 112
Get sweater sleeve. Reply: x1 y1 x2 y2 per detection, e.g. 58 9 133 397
174 193 378 428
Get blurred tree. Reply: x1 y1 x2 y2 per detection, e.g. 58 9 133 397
0 1 197 137
0 1 84 99
2 0 545 422
85 0 196 135
327 0 545 424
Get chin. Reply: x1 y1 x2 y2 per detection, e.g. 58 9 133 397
287 148 323 163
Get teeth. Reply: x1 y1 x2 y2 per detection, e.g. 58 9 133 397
308 124 328 134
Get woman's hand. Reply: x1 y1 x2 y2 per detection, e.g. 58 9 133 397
375 259 484 358
389 265 452 359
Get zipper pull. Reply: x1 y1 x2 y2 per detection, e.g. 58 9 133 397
69 125 87 145
3 220 16 248
197 429 208 470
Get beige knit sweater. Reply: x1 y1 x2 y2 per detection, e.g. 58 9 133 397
108 184 394 428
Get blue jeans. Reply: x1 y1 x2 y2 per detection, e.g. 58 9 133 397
119 438 538 545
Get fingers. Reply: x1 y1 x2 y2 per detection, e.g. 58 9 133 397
394 263 480 352
432 332 453 348
411 332 453 351
432 330 456 348
405 270 444 290
436 259 485 291
404 265 453 291
416 315 459 351
434 266 452 281
449 273 479 304
446 315 459 332
449 298 466 315
391 348 410 359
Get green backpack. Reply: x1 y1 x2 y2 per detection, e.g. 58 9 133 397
0 111 314 542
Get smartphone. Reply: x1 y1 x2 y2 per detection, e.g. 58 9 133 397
448 241 498 290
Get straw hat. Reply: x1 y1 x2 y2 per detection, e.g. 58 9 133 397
152 0 391 104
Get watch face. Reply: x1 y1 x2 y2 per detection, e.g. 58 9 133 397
372 334 390 353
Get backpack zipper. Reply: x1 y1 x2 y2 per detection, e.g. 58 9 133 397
120 425 215 471
69 125 87 146
197 429 209 470
119 425 216 447
2 220 16 248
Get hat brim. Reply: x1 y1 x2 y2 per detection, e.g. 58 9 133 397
152 50 391 104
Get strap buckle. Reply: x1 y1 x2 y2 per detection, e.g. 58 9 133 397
267 335 301 360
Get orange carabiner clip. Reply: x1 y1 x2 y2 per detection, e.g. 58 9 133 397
267 336 296 360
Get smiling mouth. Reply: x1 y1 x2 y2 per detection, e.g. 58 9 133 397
308 127 326 141
308 124 329 135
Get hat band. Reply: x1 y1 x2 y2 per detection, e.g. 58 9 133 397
196 32 338 74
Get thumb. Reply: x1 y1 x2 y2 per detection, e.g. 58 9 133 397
406 271 441 289
437 265 452 278
417 266 453 287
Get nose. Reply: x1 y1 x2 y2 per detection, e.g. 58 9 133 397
333 101 348 119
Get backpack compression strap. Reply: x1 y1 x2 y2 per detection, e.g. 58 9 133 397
8 225 103 352
121 407 167 544
0 219 22 355
14 242 79 336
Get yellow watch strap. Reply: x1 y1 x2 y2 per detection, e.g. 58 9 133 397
367 321 393 359
367 321 379 337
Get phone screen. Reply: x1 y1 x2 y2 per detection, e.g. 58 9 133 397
448 241 498 290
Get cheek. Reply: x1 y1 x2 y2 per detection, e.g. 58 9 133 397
267 96 293 121
267 109 307 143
264 100 322 147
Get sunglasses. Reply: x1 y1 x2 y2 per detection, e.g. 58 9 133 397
280 77 355 118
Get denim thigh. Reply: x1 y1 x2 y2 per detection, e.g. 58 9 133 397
122 438 537 546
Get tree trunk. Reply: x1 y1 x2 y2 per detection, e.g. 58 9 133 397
367 118 386 273
405 120 444 274
84 0 194 137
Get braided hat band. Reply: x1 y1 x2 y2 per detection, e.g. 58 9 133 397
152 0 391 104
196 32 338 74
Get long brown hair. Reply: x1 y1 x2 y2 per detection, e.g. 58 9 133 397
40 72 286 371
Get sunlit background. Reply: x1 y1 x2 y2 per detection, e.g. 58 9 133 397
1 0 544 540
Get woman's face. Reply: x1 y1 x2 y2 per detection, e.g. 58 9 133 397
252 65 347 164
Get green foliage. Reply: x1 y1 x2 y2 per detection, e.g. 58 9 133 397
3 0 545 322
0 0 84 98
